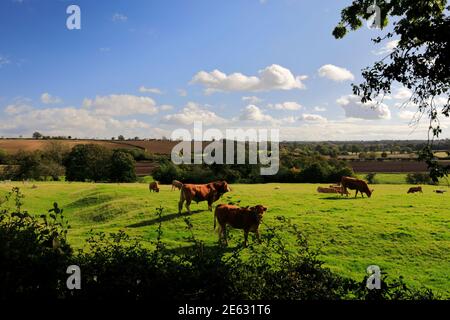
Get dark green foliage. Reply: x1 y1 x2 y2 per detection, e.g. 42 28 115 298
0 188 71 299
365 173 378 184
64 144 112 182
406 172 433 185
110 150 137 182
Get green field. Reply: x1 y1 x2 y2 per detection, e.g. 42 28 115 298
0 181 449 297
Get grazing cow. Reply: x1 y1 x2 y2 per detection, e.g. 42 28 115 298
434 189 447 194
149 181 160 193
171 180 183 191
178 180 231 214
341 176 373 198
214 204 267 247
317 186 339 194
407 186 423 194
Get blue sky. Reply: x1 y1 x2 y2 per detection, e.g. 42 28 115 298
0 0 447 140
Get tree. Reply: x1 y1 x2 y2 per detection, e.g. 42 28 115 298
32 132 43 139
64 144 112 182
334 0 450 181
110 150 137 182
117 135 125 141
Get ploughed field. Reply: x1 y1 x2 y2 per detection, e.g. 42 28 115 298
0 181 449 297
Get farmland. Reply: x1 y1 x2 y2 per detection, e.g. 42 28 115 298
0 181 448 297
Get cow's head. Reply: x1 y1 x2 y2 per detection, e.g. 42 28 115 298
212 180 231 195
367 189 374 197
250 205 267 222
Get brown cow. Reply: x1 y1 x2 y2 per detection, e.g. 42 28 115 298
434 189 447 194
178 180 231 214
341 176 373 198
317 186 339 194
171 180 183 191
149 181 160 193
407 186 423 194
214 204 267 247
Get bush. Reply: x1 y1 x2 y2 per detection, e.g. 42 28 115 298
406 173 433 185
110 150 137 182
365 173 377 184
0 188 71 299
64 144 112 182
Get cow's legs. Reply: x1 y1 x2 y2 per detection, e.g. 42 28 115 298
354 190 358 198
222 225 228 246
208 200 213 212
185 199 191 214
178 193 184 214
256 229 261 244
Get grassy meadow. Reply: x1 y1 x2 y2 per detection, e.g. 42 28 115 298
0 180 449 297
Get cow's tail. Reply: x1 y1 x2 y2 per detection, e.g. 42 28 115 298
213 207 217 230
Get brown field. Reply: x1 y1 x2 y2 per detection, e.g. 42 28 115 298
0 139 193 155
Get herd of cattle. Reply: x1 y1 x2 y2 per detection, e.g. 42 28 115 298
148 176 446 246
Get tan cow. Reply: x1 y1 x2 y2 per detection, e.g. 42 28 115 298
178 180 230 214
149 181 160 193
214 204 267 247
171 180 183 191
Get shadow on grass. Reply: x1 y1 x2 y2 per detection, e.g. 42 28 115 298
126 209 205 228
321 195 366 200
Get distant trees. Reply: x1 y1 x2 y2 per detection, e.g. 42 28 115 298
365 173 377 184
32 132 43 139
110 150 136 182
64 144 136 182
406 173 433 185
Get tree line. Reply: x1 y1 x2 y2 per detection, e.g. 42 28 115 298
0 142 138 182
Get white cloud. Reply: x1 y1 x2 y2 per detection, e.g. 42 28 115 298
0 101 168 139
191 64 307 94
242 96 263 104
160 104 174 111
301 113 327 122
313 106 327 112
0 55 10 67
373 39 399 56
163 102 226 125
41 93 62 104
139 86 163 94
318 64 354 82
337 94 391 120
112 13 128 22
177 89 188 97
4 102 33 115
393 87 412 100
239 105 274 122
397 110 418 121
267 101 302 111
82 94 158 116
